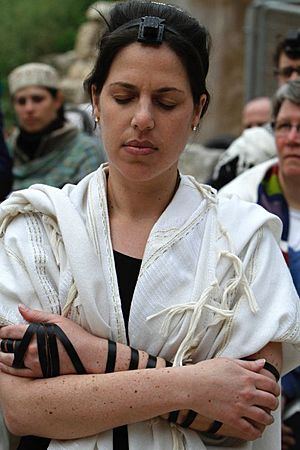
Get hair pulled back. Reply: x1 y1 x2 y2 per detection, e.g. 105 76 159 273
273 78 300 119
84 1 211 117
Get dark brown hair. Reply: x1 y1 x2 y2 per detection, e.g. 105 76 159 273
84 1 211 117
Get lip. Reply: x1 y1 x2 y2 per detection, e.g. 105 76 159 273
23 117 38 125
283 153 300 159
123 139 158 156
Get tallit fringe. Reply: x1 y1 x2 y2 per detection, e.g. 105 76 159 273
147 207 258 367
170 423 186 450
62 282 78 317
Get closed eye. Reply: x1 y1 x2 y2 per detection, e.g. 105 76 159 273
113 96 134 104
156 101 177 110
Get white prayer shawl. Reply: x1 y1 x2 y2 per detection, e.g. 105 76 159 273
1 164 300 450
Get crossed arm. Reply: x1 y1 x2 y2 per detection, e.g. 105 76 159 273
0 305 281 442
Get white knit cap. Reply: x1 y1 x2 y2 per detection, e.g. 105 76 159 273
8 63 59 96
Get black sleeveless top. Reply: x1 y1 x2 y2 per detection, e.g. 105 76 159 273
17 251 142 450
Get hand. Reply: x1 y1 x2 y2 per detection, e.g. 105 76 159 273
0 305 103 378
282 422 296 450
186 358 280 441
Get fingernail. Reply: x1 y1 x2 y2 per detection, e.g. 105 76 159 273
18 304 28 311
256 358 266 365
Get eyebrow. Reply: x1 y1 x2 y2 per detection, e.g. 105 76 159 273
108 82 185 94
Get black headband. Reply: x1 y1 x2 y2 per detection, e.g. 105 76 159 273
113 16 180 45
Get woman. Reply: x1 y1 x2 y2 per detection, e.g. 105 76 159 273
0 2 299 450
219 78 300 449
6 62 106 191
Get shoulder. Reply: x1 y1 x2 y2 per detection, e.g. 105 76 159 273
217 192 282 245
218 158 278 201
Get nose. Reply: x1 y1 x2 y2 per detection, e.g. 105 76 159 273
289 71 300 81
286 125 300 141
23 99 35 112
131 100 154 131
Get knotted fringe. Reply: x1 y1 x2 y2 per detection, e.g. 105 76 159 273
147 193 258 367
0 207 34 237
170 422 186 450
62 282 78 317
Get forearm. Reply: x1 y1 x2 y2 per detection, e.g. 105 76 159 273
0 366 189 439
169 342 282 439
86 337 167 374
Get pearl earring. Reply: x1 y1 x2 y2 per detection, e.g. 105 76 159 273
192 125 197 132
95 116 99 123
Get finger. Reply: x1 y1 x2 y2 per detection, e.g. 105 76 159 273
18 304 58 323
0 325 29 339
252 390 279 411
245 418 265 434
255 373 280 396
234 417 264 441
235 358 266 373
245 405 274 426
0 362 34 378
0 352 14 366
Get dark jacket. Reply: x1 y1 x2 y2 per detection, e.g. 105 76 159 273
0 110 13 201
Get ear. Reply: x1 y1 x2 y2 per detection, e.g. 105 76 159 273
54 90 65 111
91 84 100 119
192 93 207 126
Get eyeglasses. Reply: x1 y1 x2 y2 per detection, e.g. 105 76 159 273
272 121 300 136
14 95 45 106
273 66 300 78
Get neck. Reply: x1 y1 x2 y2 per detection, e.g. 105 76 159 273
279 171 300 211
107 166 180 221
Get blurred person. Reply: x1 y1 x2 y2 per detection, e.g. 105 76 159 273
242 97 272 129
1 2 300 450
209 28 300 191
274 29 300 86
7 62 106 191
207 125 276 190
0 107 13 201
220 78 300 450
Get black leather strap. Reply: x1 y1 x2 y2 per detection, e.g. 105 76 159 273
52 324 86 374
206 420 223 434
13 323 38 369
263 361 280 382
129 347 139 370
180 409 198 428
146 354 157 368
36 323 50 377
48 324 60 377
168 410 180 423
1 338 15 353
105 339 117 373
12 322 86 377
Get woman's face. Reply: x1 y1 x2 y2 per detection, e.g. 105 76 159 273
93 42 205 183
13 86 62 133
275 99 300 180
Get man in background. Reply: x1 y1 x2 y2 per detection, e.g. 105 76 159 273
274 28 300 86
7 62 106 191
242 96 272 129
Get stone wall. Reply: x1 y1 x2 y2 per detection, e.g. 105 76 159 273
171 0 253 143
